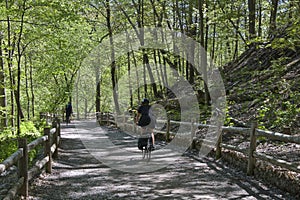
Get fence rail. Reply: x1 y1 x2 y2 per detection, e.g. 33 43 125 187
97 112 300 175
0 117 61 200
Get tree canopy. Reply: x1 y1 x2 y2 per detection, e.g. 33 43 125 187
0 0 299 135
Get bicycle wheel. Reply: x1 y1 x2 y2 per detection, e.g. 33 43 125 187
146 137 151 161
142 147 146 159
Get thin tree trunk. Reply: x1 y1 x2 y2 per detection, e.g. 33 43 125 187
139 0 158 98
248 0 256 42
269 0 278 37
153 50 163 95
115 0 158 99
0 33 7 128
175 0 184 32
233 18 240 60
25 55 30 120
127 52 133 108
76 69 80 119
157 51 165 88
199 0 210 105
211 2 216 62
6 0 15 131
85 98 88 119
29 55 34 118
15 0 27 136
95 66 101 113
258 0 262 38
106 0 120 114
187 0 195 84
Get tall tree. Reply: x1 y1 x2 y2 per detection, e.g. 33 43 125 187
5 0 16 131
105 0 120 114
115 0 159 98
248 0 256 42
199 0 210 105
0 31 7 128
269 0 278 37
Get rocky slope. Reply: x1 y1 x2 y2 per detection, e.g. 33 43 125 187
222 39 300 133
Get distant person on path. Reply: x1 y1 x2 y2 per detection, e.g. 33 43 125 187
135 98 156 150
66 102 73 124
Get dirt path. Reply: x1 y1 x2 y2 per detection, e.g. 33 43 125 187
28 120 294 200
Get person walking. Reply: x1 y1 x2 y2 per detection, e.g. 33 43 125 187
66 102 73 124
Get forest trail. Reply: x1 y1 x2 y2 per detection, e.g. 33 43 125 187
28 120 294 200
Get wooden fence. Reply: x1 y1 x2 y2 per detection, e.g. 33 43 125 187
0 117 61 200
97 112 300 175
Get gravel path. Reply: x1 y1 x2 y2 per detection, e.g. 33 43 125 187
28 120 295 200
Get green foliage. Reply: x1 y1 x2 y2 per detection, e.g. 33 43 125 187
256 87 299 130
0 128 18 162
224 105 234 127
0 121 43 163
272 101 299 129
167 109 181 121
257 136 267 143
20 121 40 136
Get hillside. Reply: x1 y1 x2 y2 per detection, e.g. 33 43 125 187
222 39 300 134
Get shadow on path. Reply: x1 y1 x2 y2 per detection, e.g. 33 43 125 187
29 120 295 200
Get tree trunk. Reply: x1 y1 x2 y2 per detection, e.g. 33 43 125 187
76 69 80 119
95 66 101 113
248 0 256 41
85 98 88 119
258 0 262 38
199 0 210 105
153 50 163 95
139 0 158 98
269 0 278 37
187 0 195 84
130 50 141 101
25 55 30 120
15 0 27 137
29 56 34 118
6 0 15 131
0 33 7 128
127 52 133 108
211 1 217 62
106 0 120 114
233 18 240 60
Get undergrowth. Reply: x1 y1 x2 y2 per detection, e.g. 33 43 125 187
0 120 46 163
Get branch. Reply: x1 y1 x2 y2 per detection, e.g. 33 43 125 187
113 0 140 38
99 32 109 43
217 0 249 47
88 3 106 19
0 19 50 26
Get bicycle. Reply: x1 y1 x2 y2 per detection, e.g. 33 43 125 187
138 134 153 161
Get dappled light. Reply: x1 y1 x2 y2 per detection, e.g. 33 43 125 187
28 120 293 199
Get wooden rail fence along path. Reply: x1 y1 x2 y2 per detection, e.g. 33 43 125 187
0 116 61 200
97 112 300 175
2 112 298 198
27 119 297 199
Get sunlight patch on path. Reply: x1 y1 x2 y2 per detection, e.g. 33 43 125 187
73 120 184 173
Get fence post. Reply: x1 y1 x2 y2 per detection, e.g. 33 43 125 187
123 114 126 130
57 118 61 139
52 118 58 159
166 119 170 142
18 138 28 197
44 127 52 173
215 123 222 159
106 113 109 126
247 121 257 176
98 112 102 124
190 119 196 149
